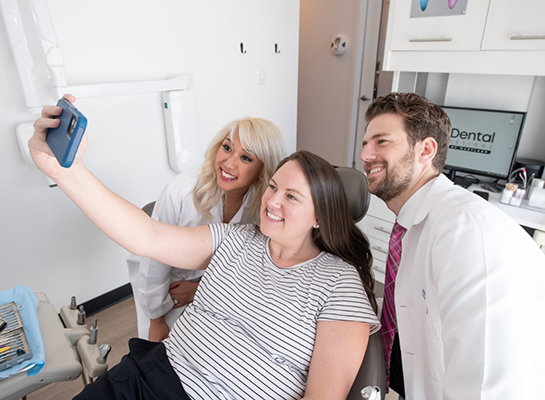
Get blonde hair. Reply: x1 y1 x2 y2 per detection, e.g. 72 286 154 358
193 117 286 221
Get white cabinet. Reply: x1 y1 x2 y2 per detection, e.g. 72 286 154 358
357 194 395 284
384 0 545 76
389 1 489 52
481 0 545 51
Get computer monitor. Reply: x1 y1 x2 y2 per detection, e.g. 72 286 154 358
440 105 526 186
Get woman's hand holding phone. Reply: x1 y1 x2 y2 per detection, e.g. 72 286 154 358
29 94 88 182
28 94 214 274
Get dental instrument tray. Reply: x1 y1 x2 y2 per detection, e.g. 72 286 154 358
0 302 32 372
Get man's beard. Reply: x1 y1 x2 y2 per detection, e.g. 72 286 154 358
367 148 415 202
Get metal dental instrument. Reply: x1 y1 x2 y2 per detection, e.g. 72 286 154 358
97 344 111 364
88 317 98 345
69 296 77 310
77 305 86 325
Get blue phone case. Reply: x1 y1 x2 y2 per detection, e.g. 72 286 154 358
46 98 87 168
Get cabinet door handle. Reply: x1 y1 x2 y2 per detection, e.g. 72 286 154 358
372 265 385 273
510 35 545 41
374 226 391 234
409 38 452 43
371 246 388 255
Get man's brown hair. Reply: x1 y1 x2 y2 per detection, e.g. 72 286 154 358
365 92 451 172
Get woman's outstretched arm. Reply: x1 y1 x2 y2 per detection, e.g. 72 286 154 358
29 95 212 271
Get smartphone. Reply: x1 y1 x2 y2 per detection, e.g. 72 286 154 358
46 98 87 168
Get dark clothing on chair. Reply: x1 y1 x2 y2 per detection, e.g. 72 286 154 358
390 332 405 398
74 338 190 400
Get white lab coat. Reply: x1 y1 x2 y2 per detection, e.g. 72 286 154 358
127 171 255 339
395 174 545 400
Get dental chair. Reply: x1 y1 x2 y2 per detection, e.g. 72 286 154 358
335 167 386 400
0 293 109 400
142 166 386 400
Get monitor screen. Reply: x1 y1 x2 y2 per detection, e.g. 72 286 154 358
441 105 526 179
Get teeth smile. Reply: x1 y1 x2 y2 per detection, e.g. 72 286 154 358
369 167 384 174
267 211 283 221
221 169 236 179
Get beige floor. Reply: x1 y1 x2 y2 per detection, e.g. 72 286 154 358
27 297 137 400
26 296 400 400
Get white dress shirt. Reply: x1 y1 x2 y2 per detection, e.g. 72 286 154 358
127 171 255 339
395 174 545 400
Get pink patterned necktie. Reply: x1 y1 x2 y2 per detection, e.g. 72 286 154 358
380 221 405 390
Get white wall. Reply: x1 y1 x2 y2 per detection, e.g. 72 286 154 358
0 0 300 310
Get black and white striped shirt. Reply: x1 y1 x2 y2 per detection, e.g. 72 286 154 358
164 224 380 400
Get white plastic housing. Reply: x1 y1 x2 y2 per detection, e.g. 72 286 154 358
162 90 202 173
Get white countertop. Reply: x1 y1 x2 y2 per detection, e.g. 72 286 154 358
469 185 545 232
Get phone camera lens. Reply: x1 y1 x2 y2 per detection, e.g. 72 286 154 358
67 116 77 138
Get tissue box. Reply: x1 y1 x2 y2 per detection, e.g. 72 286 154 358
529 188 545 210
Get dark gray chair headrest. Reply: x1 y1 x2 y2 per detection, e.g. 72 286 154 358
334 166 370 223
142 201 156 217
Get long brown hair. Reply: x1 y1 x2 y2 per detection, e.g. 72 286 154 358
276 151 377 313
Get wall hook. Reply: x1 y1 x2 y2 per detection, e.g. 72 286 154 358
330 35 348 55
240 43 246 54
275 43 280 53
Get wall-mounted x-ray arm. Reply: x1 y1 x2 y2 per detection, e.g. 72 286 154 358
29 0 191 100
1 0 192 105
28 0 67 89
0 0 42 113
55 76 191 100
3 0 199 178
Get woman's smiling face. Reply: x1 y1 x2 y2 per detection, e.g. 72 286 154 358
260 160 317 245
215 133 263 197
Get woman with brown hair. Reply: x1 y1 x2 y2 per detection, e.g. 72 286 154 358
30 96 379 400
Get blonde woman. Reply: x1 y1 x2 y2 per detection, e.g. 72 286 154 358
128 117 286 341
